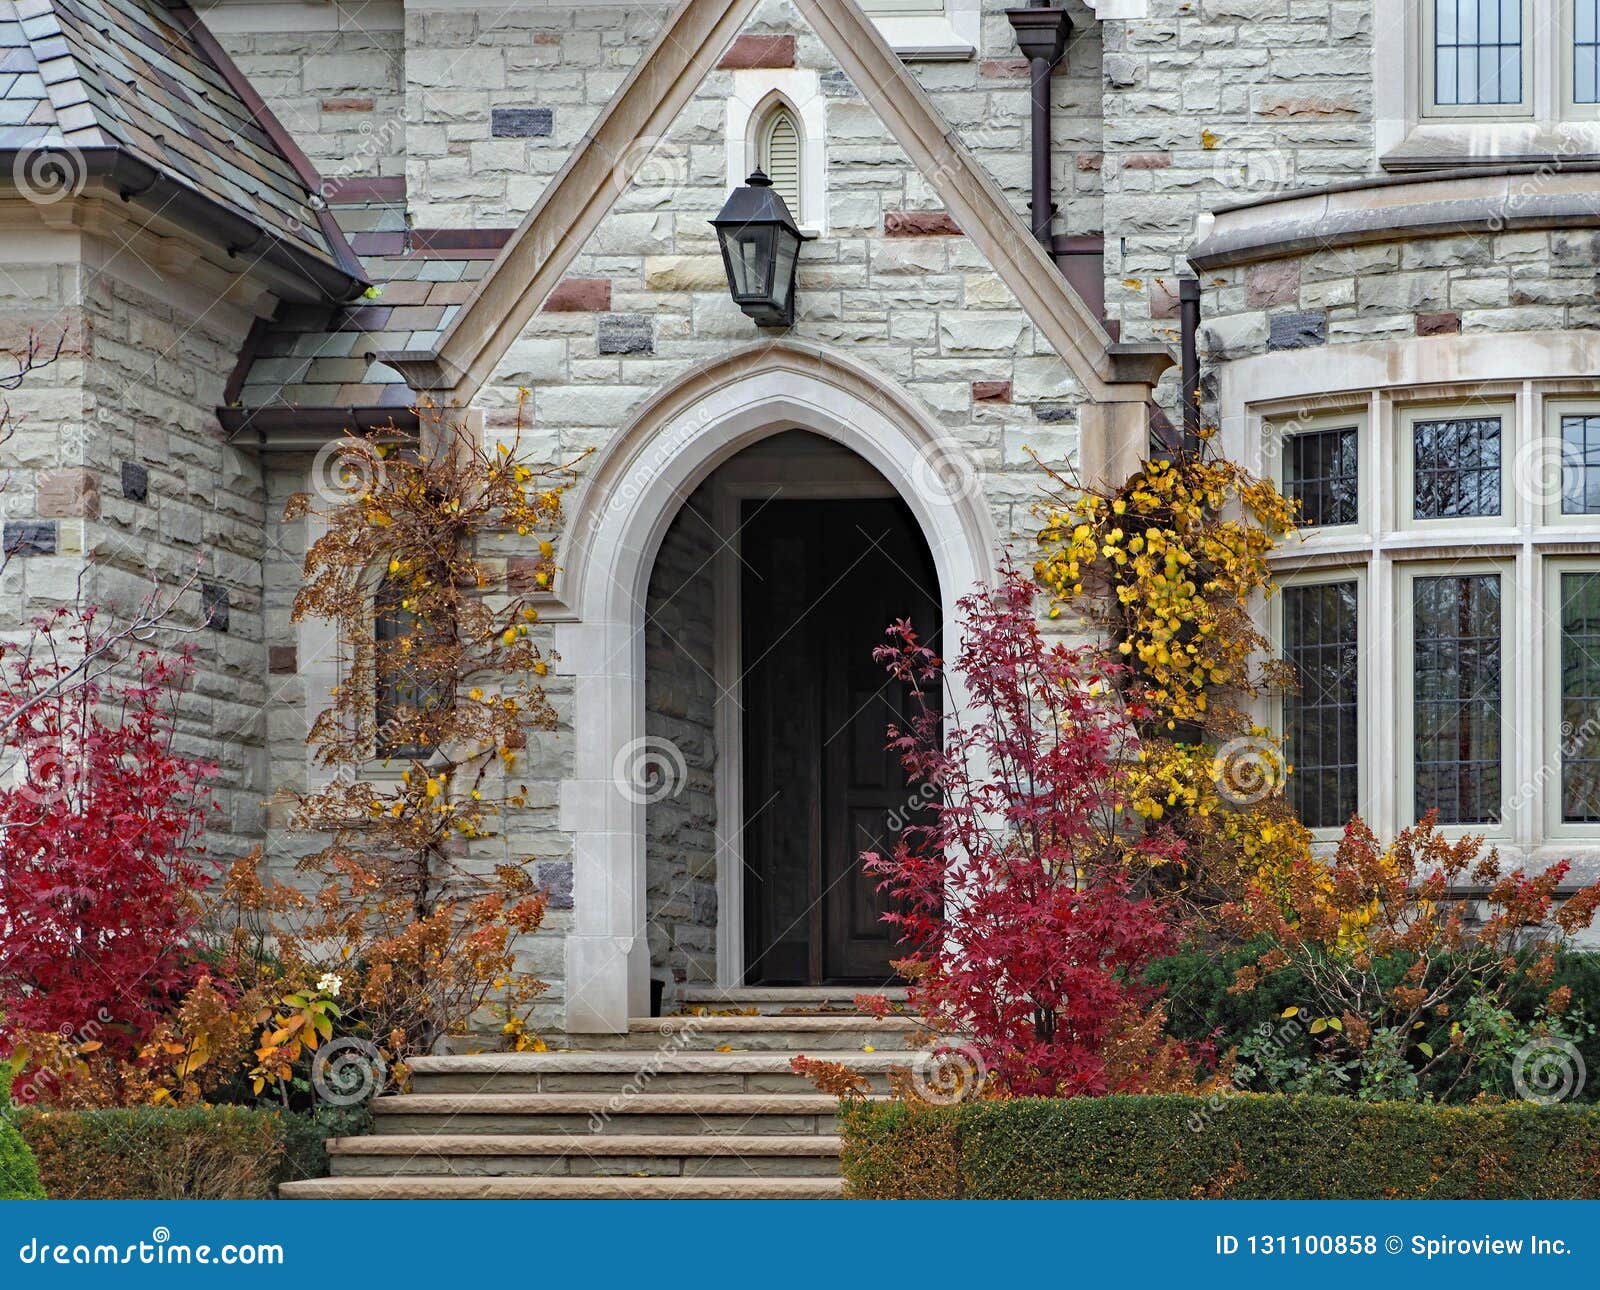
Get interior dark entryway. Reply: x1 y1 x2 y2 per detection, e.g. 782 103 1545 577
740 497 941 985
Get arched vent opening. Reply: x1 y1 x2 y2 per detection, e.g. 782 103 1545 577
758 106 803 223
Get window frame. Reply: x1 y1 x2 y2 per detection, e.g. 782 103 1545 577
1395 398 1517 533
1268 408 1368 539
1541 398 1600 527
1543 555 1600 839
1423 0 1536 120
1274 568 1368 843
1396 558 1517 838
1562 0 1600 118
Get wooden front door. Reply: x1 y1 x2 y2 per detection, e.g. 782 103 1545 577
741 498 940 985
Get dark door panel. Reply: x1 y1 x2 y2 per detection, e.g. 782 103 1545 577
741 497 939 985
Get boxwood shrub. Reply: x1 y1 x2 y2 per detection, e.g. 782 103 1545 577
840 1095 1600 1199
16 1104 368 1200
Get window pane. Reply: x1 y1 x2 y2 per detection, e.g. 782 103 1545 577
1413 573 1502 825
1283 581 1360 830
1562 572 1600 821
1561 413 1600 513
1434 0 1523 104
375 580 448 758
1284 427 1358 527
1578 0 1600 103
1413 415 1502 518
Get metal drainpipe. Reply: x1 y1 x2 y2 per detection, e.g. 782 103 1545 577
1179 276 1202 452
1006 6 1073 249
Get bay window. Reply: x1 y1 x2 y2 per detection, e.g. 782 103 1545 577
1267 386 1600 845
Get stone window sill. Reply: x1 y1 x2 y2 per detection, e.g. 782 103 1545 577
871 13 977 60
1382 121 1600 170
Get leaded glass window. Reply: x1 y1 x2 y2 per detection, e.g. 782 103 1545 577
1284 428 1358 528
1561 413 1600 514
1434 0 1524 105
1283 581 1360 829
1413 415 1502 519
1578 0 1600 103
1413 573 1503 824
1561 571 1600 821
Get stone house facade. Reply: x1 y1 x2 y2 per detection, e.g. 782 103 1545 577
2 0 1597 1036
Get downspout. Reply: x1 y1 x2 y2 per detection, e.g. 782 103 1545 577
1006 4 1073 248
1179 276 1202 452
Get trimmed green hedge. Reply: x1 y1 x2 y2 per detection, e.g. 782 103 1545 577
16 1104 368 1200
840 1095 1600 1199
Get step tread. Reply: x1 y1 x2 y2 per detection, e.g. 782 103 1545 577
676 986 907 1003
408 1050 913 1074
330 1133 841 1157
375 1092 864 1115
636 1015 917 1032
281 1175 844 1199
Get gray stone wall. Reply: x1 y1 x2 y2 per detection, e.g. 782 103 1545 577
479 0 1085 543
211 14 408 184
1198 230 1600 370
643 483 719 989
0 252 266 861
1099 1 1374 343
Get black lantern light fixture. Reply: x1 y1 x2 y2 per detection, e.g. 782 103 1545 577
710 169 811 328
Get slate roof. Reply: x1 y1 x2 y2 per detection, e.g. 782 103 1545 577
221 195 500 434
0 0 351 276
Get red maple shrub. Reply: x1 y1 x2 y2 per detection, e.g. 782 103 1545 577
864 567 1201 1097
0 608 220 1068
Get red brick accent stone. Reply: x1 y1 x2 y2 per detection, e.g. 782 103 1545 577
718 34 796 69
506 557 549 592
533 33 561 44
1123 152 1172 170
1417 311 1462 336
35 467 98 519
972 380 1012 403
1076 152 1104 172
321 97 374 112
884 211 961 236
543 277 612 312
1256 93 1361 119
1246 260 1301 309
268 645 298 675
979 58 1030 78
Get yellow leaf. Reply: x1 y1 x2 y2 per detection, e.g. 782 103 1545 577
1201 128 1219 149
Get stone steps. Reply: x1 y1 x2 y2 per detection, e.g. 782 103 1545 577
674 985 908 1014
405 1049 911 1095
326 1133 842 1178
370 1091 857 1136
284 994 897 1199
575 1014 918 1052
282 1176 844 1200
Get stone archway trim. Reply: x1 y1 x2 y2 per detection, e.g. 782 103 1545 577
552 341 1001 1032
